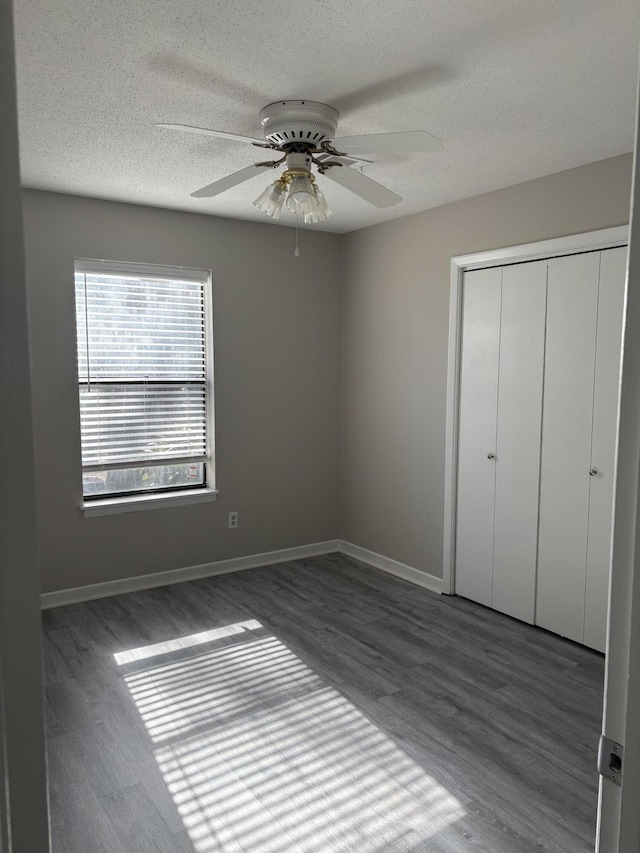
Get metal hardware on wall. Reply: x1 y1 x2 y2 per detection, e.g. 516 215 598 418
598 735 624 785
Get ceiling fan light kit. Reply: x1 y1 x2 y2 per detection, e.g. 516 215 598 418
253 171 333 224
157 99 443 224
253 149 333 223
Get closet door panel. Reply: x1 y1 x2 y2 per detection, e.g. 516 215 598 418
491 261 547 623
584 247 627 652
536 252 600 643
455 268 502 607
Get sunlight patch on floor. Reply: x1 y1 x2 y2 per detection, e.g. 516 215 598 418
117 621 464 852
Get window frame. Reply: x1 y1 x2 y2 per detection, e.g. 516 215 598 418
74 257 218 515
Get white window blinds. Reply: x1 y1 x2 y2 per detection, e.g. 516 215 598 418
74 261 212 499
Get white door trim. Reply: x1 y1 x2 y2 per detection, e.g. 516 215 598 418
443 225 629 595
597 78 640 846
0 1 51 849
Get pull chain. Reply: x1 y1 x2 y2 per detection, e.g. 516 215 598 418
294 215 300 257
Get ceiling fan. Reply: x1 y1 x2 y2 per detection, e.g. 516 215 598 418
156 99 443 224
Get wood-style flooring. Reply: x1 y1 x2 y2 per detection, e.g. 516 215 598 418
43 553 604 852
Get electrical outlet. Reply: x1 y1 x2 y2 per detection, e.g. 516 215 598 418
228 511 238 529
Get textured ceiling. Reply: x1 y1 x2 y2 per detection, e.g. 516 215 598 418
13 0 640 233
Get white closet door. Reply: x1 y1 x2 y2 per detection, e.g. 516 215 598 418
536 252 600 643
491 261 547 623
584 247 627 652
455 267 502 607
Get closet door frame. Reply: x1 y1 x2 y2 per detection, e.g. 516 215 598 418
443 225 628 596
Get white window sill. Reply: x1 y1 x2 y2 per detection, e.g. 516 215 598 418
81 488 219 518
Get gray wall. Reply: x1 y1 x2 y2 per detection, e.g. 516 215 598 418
23 153 636 595
22 190 342 594
340 153 634 579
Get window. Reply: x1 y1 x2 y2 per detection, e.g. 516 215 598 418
74 259 214 503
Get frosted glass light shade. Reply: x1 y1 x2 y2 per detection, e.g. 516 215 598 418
285 176 317 215
253 182 286 220
303 190 332 224
316 189 332 219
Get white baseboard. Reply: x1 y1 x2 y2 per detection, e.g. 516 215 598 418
338 540 444 595
40 540 342 609
40 537 443 609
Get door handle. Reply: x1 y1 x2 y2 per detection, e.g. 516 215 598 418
589 468 598 476
487 453 495 460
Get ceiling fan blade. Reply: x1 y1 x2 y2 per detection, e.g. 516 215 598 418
322 165 402 208
191 163 276 198
313 151 374 167
155 123 266 146
331 130 443 156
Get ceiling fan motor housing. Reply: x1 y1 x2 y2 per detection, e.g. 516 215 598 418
260 100 339 147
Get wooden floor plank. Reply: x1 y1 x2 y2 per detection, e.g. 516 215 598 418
98 783 194 853
48 784 127 853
